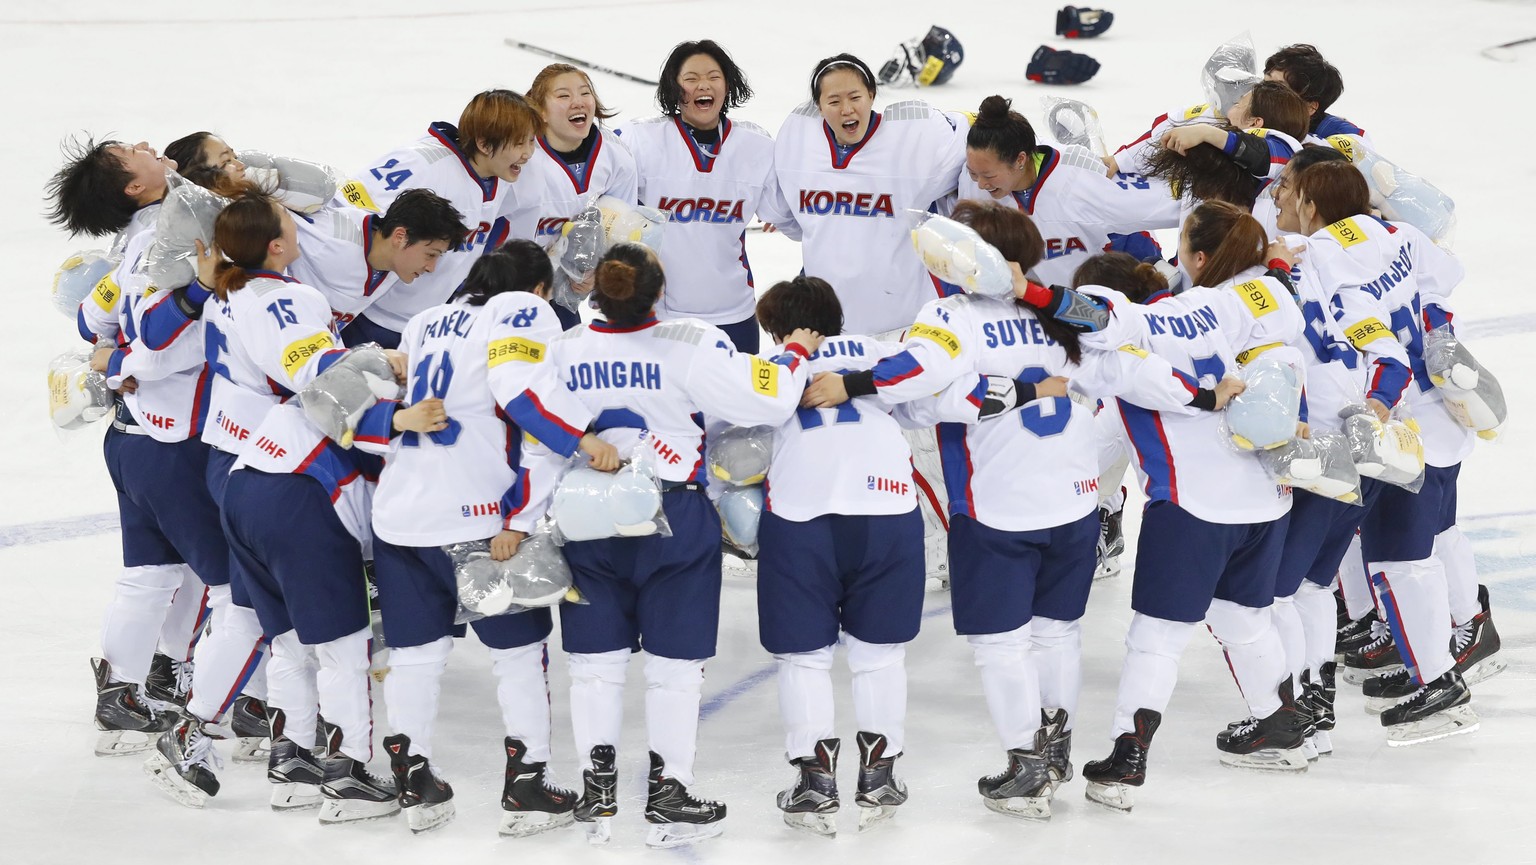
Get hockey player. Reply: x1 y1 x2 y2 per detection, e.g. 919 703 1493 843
616 40 774 351
1075 203 1310 809
758 53 968 336
537 243 823 848
364 241 613 835
751 276 924 836
1288 162 1484 745
957 94 1180 289
162 132 247 196
204 191 435 824
340 89 543 348
501 64 639 329
802 201 1243 820
1155 80 1309 191
1262 44 1372 144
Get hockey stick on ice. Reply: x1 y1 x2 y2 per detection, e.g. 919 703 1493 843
1482 35 1536 61
504 39 659 86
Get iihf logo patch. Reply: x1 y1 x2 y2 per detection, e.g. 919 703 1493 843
1073 478 1099 496
462 502 501 518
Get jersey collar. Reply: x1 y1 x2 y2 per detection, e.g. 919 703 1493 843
822 112 881 170
590 314 659 333
359 214 390 297
245 268 299 283
428 122 501 202
1009 147 1059 215
539 129 603 194
674 115 732 173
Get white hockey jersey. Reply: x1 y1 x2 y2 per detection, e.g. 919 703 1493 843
615 116 776 325
1114 102 1220 175
761 334 917 521
543 316 811 485
759 101 968 335
861 293 1213 531
954 145 1181 287
1282 231 1371 434
1312 215 1472 466
368 294 593 547
497 127 638 246
289 207 401 330
340 123 516 333
76 203 162 345
1093 271 1304 524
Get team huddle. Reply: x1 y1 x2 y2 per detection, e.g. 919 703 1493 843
44 25 1509 848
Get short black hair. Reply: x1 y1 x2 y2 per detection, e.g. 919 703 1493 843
457 254 523 308
488 238 555 295
1287 142 1351 175
45 136 137 237
810 53 876 101
657 40 753 117
755 275 844 341
374 189 469 248
1264 44 1344 119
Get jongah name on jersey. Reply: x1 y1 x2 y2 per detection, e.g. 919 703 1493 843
567 360 663 391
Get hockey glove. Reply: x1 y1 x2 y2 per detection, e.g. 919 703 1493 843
1056 6 1114 39
1027 45 1101 85
1105 231 1163 263
1022 282 1110 332
978 374 1039 419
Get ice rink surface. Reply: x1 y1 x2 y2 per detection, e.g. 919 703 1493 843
3 1 1535 862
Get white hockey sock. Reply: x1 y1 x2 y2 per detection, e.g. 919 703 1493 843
157 565 207 662
268 630 319 749
1030 617 1082 727
1371 558 1455 683
1206 599 1286 719
100 564 187 684
186 589 268 724
314 627 375 762
774 645 836 760
1269 595 1305 688
489 642 553 762
1111 614 1195 738
1337 532 1374 620
844 634 907 754
645 655 705 786
968 624 1041 751
1294 580 1338 672
569 650 629 770
906 425 950 580
383 636 452 759
1435 526 1481 626
242 647 269 702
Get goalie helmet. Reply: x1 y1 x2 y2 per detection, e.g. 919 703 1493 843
878 26 964 87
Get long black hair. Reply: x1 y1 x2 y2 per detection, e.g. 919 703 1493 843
657 40 753 116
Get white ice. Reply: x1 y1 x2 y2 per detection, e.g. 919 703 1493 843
3 1 1535 863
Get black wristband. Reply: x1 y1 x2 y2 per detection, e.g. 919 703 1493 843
172 285 206 320
1230 132 1271 179
1190 388 1218 411
1266 266 1298 297
843 369 877 398
1013 380 1038 405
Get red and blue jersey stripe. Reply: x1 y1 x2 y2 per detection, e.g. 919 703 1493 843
1117 398 1179 504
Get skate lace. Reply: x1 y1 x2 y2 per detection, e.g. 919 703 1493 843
1362 621 1392 652
1452 621 1474 653
1230 717 1260 737
182 729 225 774
1392 683 1430 710
172 660 195 697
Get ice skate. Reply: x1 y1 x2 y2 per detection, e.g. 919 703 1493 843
383 734 453 833
144 652 192 710
1341 619 1403 684
1302 664 1336 757
574 745 618 845
645 751 726 848
1093 500 1125 580
229 695 271 763
1040 708 1073 791
1451 585 1505 686
978 733 1053 821
267 708 324 811
1335 608 1380 660
1216 677 1309 772
319 752 401 824
1382 670 1480 747
144 718 223 808
1082 708 1160 813
1362 668 1418 715
499 737 576 838
91 657 174 756
778 738 839 838
853 731 906 832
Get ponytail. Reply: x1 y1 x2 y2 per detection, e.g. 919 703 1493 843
1183 200 1267 287
592 243 664 325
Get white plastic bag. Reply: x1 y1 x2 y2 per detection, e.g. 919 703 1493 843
51 249 116 319
1325 135 1456 243
1224 357 1302 451
1257 431 1363 504
708 425 774 486
550 443 673 543
446 525 583 624
1423 325 1505 439
1041 97 1108 157
1339 404 1425 492
718 485 764 559
48 348 112 431
1201 32 1261 115
907 210 1014 299
145 182 229 291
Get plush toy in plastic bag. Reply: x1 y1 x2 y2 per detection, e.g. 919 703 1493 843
708 425 774 486
1324 135 1455 243
1423 325 1505 439
146 182 230 291
597 195 667 250
298 344 402 447
51 250 116 320
719 485 764 559
48 348 113 431
1042 97 1108 156
1224 356 1302 450
908 211 1014 299
1339 404 1425 491
239 150 341 214
548 205 606 312
550 443 672 543
447 526 583 624
1201 32 1262 116
1257 431 1362 504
